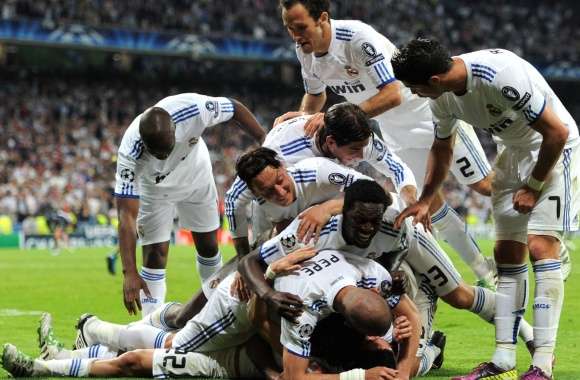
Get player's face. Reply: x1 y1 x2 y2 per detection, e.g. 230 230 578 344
342 201 385 248
328 138 369 167
250 165 296 206
282 3 326 54
404 82 444 99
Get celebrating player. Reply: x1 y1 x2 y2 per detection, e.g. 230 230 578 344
392 39 579 380
114 93 265 316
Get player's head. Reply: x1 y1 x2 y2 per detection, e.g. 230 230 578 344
139 107 175 160
280 0 330 54
391 38 453 99
342 180 391 248
236 147 295 206
335 286 392 337
320 102 372 167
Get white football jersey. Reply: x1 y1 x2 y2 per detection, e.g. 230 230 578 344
225 157 371 238
275 249 399 358
258 192 410 265
431 49 579 149
114 93 234 200
296 19 435 151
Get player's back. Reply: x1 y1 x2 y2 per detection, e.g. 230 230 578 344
263 116 320 164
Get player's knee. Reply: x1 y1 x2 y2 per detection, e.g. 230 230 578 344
527 235 560 261
192 231 219 256
442 285 473 309
116 351 145 376
468 178 492 196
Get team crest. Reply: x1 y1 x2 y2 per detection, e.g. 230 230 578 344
280 233 297 251
380 279 392 297
486 104 502 116
205 101 219 117
328 173 346 185
188 137 199 146
298 324 314 338
345 65 359 77
120 168 135 182
501 86 520 101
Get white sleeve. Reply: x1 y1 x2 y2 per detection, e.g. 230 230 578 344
196 95 236 127
364 138 417 192
313 159 372 190
224 176 254 238
114 129 142 199
430 99 460 139
257 218 304 265
493 65 547 125
350 30 396 89
280 310 318 358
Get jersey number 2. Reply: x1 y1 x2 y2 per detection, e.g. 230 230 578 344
456 157 475 178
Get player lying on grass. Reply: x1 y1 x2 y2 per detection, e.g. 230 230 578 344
3 249 413 380
225 102 418 256
239 179 537 376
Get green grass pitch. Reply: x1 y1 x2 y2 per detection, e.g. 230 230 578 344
0 240 579 379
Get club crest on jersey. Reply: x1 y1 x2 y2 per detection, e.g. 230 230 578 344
501 86 520 101
280 233 297 251
120 168 135 182
205 101 219 117
188 137 199 146
328 172 347 185
345 65 359 77
486 104 503 116
298 324 314 338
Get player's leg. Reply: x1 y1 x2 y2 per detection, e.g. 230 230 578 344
135 196 176 316
178 173 222 288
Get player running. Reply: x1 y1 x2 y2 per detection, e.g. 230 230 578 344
392 39 579 380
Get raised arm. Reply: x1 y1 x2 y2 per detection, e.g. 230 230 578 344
230 98 266 144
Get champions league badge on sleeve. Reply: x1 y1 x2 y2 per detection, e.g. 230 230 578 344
205 100 220 117
281 233 297 251
361 42 385 66
120 168 135 183
328 173 346 185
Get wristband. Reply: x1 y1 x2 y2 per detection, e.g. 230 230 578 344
339 368 365 380
527 176 545 192
264 265 276 281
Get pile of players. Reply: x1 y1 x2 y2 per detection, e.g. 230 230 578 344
3 1 578 379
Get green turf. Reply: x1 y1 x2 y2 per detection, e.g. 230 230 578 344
0 241 579 379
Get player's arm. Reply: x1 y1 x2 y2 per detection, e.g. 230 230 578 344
299 92 327 114
230 98 266 144
224 176 254 257
390 295 421 379
514 106 568 213
359 81 402 118
116 197 150 315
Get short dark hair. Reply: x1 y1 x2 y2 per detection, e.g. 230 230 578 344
236 147 282 188
391 38 453 85
321 102 372 146
343 179 392 214
279 0 330 20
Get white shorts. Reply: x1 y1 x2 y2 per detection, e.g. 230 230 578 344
492 143 580 243
152 345 261 379
405 225 462 297
171 273 255 353
396 121 491 190
137 179 219 245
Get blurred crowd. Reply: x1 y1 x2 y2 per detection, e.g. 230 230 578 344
3 0 579 65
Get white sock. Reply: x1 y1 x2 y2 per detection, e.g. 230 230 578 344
415 280 438 340
118 323 170 351
84 317 125 349
532 259 563 376
139 302 181 331
431 203 490 279
196 251 222 282
53 344 117 360
470 286 495 322
416 343 441 376
34 358 96 377
470 285 534 343
139 267 167 316
491 263 529 370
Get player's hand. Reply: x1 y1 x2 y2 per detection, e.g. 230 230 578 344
273 111 305 127
303 112 325 137
264 289 304 322
393 315 412 341
391 271 407 296
297 205 332 243
513 185 541 214
394 200 431 231
366 366 400 380
270 246 317 276
230 272 252 302
123 271 150 315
